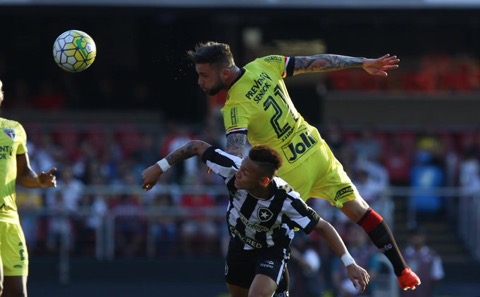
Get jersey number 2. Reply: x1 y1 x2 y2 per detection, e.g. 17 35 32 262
263 85 298 139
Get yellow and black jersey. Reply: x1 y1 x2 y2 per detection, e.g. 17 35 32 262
0 118 27 223
222 55 324 177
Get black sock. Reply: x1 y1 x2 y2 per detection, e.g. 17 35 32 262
367 220 408 276
358 209 408 276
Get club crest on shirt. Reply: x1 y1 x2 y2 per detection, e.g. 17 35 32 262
257 207 273 222
3 128 15 140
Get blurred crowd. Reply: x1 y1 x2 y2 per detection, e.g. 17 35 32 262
13 108 480 257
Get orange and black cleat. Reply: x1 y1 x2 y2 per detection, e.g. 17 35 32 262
398 267 421 290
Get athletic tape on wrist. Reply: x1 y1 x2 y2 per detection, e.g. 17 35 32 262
341 253 356 267
157 158 171 172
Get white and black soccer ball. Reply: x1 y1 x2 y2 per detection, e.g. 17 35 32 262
53 29 97 72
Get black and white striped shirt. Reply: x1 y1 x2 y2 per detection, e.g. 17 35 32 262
201 147 320 250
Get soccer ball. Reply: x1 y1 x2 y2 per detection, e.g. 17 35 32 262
53 29 97 72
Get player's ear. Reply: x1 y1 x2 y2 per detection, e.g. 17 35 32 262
259 176 270 187
222 67 231 77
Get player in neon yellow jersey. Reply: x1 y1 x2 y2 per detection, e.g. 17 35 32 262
0 79 57 296
187 42 420 291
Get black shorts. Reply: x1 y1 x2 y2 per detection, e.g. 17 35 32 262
225 238 290 295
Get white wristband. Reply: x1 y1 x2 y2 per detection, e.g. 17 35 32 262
157 158 171 172
341 253 356 267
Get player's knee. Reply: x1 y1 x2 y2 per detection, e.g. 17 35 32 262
248 288 276 297
248 280 277 297
342 198 370 221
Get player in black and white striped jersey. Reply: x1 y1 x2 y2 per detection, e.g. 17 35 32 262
142 140 370 297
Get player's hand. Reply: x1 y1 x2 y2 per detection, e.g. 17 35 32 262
142 164 163 191
38 167 57 188
346 263 370 293
363 54 399 77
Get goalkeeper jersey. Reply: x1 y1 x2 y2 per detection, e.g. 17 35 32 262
0 118 27 223
222 55 323 177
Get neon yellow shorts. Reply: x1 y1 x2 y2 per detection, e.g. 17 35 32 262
280 142 360 208
0 221 29 276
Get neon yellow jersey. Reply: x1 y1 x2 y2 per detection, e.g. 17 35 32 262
222 55 324 177
0 118 27 223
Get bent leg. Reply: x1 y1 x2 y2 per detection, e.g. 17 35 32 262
339 195 370 221
342 198 408 276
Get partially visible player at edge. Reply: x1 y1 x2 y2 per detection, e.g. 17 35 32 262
142 140 370 297
0 79 57 296
187 42 421 291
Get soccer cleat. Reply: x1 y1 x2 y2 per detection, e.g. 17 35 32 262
397 267 421 290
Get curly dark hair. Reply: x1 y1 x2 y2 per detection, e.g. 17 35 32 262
186 41 235 68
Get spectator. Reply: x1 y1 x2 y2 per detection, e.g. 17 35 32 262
149 193 178 257
160 121 197 183
458 146 480 195
415 125 445 161
110 172 146 257
401 227 444 297
110 193 146 258
382 132 414 186
409 150 445 224
132 132 162 183
31 131 63 171
178 175 218 257
45 191 74 253
351 123 383 163
290 232 324 297
351 160 389 212
46 165 84 213
76 189 108 256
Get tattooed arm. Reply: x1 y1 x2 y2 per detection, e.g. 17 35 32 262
163 140 211 165
293 54 399 77
225 132 248 158
142 140 211 190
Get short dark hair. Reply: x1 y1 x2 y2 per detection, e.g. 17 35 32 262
187 41 235 67
248 145 282 177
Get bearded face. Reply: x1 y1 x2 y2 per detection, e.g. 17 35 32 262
195 63 227 96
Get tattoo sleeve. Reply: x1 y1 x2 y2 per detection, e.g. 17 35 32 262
293 54 364 75
226 133 247 158
165 140 209 165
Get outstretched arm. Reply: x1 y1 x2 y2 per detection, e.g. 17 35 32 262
142 140 211 190
16 153 57 188
293 53 399 77
315 218 370 292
